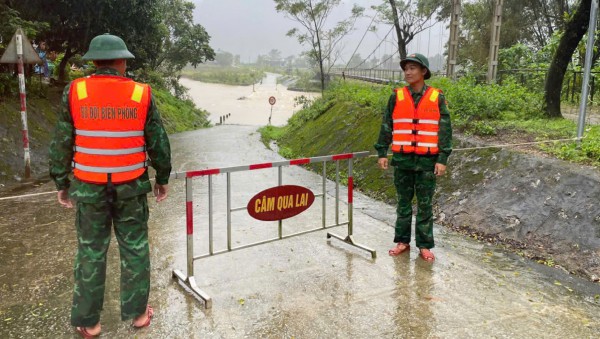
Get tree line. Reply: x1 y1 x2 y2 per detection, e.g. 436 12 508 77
275 0 592 118
0 0 215 93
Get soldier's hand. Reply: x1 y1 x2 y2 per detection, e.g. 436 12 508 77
378 157 388 170
434 163 447 176
57 189 73 208
154 183 168 203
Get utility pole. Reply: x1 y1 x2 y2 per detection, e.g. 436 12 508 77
577 0 599 146
487 0 503 84
446 0 461 79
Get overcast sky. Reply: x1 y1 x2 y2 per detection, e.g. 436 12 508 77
192 0 448 64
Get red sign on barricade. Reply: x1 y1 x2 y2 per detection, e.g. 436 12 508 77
247 185 315 221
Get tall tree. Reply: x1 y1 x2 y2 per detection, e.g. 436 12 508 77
0 3 46 49
373 0 444 60
5 0 214 85
268 49 283 62
274 0 363 93
433 0 575 71
151 0 215 75
544 0 592 118
215 50 234 67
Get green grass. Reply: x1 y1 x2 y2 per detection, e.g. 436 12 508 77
259 79 600 203
153 88 211 133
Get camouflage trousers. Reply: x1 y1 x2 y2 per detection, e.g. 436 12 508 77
70 194 150 327
393 167 436 249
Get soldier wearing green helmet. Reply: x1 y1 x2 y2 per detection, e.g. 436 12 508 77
49 33 171 337
400 53 431 79
374 52 453 262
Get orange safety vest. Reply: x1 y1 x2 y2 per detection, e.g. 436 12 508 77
69 75 150 184
391 86 441 155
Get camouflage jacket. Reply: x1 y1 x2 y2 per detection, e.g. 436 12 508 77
374 84 452 171
49 67 172 203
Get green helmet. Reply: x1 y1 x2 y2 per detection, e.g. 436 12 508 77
400 53 431 80
82 33 135 61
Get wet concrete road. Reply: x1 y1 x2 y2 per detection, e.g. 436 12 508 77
1 124 600 338
1 78 600 338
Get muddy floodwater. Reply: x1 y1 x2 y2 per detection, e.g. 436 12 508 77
1 77 600 338
180 73 320 126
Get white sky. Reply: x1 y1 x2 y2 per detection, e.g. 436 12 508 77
192 0 448 64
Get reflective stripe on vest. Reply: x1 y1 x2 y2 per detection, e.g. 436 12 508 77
69 75 150 184
391 86 441 155
74 146 145 155
393 130 413 135
72 161 148 174
417 142 438 148
419 119 439 125
75 129 144 137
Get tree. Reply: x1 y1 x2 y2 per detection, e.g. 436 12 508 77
268 49 283 62
435 0 575 71
274 0 364 93
215 50 234 67
527 0 572 47
347 53 364 68
544 0 591 118
373 0 444 60
151 0 215 74
5 0 214 85
0 3 46 50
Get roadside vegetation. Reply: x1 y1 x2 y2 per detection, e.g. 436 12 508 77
260 78 600 200
0 0 215 183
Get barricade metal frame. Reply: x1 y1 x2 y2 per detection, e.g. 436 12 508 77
172 151 376 308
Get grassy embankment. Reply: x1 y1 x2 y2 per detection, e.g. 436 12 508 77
0 77 210 183
259 78 600 203
181 66 265 86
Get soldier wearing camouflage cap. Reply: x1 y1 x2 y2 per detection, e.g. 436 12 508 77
374 53 453 262
49 33 171 337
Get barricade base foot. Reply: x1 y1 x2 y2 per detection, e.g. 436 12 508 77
172 269 213 309
327 232 377 259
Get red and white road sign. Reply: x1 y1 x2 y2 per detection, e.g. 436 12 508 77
268 96 276 105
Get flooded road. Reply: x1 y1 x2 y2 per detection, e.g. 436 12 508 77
1 78 600 338
180 72 320 126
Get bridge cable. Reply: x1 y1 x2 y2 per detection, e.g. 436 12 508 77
351 26 394 70
344 15 377 70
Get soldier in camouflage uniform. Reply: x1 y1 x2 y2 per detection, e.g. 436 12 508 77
49 34 171 337
374 53 452 262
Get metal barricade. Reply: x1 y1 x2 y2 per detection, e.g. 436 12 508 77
171 151 376 308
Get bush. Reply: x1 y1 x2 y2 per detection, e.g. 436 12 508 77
0 73 17 96
429 76 544 122
152 87 211 133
